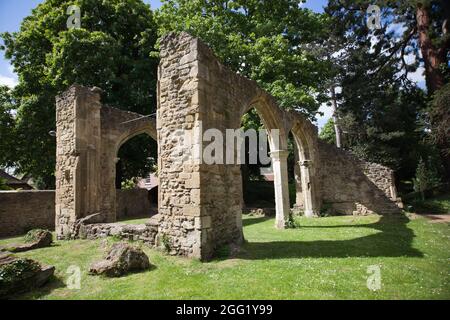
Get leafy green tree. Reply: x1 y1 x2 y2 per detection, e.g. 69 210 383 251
0 86 15 168
413 157 441 200
156 0 332 118
319 118 337 145
0 177 12 190
1 0 159 188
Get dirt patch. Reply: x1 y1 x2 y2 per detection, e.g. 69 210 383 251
422 214 450 223
408 213 450 223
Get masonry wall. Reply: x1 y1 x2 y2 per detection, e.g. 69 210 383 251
0 191 55 238
0 189 152 238
318 141 401 215
55 86 103 239
116 189 154 220
194 38 252 256
157 33 204 258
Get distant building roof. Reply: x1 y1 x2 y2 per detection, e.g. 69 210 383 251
0 170 33 189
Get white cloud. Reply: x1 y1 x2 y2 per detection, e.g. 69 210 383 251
407 66 426 86
0 74 18 88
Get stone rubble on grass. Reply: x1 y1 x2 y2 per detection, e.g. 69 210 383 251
79 215 161 246
0 229 53 253
0 252 55 298
89 242 152 277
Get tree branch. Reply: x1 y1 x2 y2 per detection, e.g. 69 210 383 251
373 27 416 76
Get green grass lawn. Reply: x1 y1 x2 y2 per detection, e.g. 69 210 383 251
117 217 150 225
1 214 449 300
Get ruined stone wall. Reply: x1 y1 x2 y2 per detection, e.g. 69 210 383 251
79 218 159 247
194 39 255 255
0 191 55 238
157 33 204 258
56 86 104 239
157 32 320 258
55 87 80 238
55 32 403 259
318 141 401 215
55 86 157 239
0 189 152 238
99 106 157 223
116 189 154 220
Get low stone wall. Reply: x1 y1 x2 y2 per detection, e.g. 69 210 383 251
318 141 402 215
116 189 154 220
79 215 160 248
0 189 155 238
0 191 55 238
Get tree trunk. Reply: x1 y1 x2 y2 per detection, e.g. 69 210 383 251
416 3 450 180
416 5 447 94
330 85 342 148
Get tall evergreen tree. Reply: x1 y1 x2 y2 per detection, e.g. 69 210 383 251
325 0 449 180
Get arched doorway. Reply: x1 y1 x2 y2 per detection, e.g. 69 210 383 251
289 117 321 217
238 96 291 229
114 133 157 221
240 108 276 215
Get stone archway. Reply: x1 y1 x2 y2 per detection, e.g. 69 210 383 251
287 112 322 217
240 97 291 229
55 86 157 239
55 32 402 260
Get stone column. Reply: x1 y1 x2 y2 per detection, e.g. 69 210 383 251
293 143 304 213
299 160 318 217
270 150 290 229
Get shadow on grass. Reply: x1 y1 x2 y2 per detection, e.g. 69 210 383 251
239 215 423 259
11 275 66 300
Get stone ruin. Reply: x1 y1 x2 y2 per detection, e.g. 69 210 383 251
55 32 402 260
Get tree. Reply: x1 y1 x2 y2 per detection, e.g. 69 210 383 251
319 118 337 145
0 86 15 168
326 0 450 180
156 0 332 118
413 157 441 200
0 177 12 191
323 0 448 183
1 0 159 188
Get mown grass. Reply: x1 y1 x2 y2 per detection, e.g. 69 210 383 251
1 214 449 300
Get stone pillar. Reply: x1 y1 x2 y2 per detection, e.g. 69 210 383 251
299 160 318 217
270 150 290 229
55 86 102 239
293 143 304 213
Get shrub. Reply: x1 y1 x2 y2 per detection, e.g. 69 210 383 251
160 234 171 253
24 229 50 243
286 214 301 228
0 259 40 284
413 158 441 200
0 177 12 190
